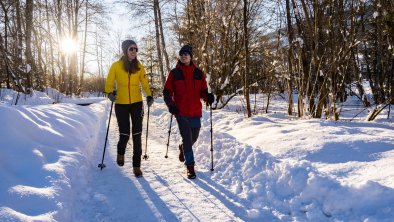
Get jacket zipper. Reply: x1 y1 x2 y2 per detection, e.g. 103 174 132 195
186 68 190 116
128 72 131 104
193 70 196 88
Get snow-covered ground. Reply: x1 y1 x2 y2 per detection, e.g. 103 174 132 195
0 89 393 221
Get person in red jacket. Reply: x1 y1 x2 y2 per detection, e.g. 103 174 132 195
163 44 214 179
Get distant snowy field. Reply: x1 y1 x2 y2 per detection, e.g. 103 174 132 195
0 88 393 221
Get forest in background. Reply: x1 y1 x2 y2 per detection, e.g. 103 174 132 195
0 0 393 120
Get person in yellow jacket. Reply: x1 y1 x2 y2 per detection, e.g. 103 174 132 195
105 39 153 177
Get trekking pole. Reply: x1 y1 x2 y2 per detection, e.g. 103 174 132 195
165 114 173 158
210 105 214 171
143 105 150 160
98 91 116 170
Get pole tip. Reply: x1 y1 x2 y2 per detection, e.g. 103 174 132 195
98 163 106 170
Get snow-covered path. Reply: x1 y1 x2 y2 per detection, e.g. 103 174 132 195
73 104 242 222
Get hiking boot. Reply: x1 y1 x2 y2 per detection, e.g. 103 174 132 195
117 154 124 166
179 144 185 162
133 167 143 178
186 165 196 179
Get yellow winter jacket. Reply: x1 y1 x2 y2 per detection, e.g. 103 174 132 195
105 60 152 104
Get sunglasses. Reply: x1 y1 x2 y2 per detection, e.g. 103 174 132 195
128 47 138 52
179 52 190 56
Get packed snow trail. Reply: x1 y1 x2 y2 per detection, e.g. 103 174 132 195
73 102 243 222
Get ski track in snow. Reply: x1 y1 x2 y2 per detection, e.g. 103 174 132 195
73 106 242 222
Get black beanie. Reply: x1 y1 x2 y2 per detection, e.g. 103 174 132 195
121 40 136 55
179 44 193 58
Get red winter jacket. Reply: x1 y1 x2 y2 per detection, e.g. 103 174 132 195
163 61 208 117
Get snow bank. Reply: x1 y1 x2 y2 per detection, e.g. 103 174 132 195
0 101 108 221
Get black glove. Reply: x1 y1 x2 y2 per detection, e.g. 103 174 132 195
147 96 154 107
168 104 179 115
207 93 215 105
108 92 116 102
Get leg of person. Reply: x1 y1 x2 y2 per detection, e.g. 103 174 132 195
130 102 143 177
185 127 200 179
178 144 185 162
115 104 131 166
180 127 200 163
176 116 196 179
190 117 201 147
191 127 201 146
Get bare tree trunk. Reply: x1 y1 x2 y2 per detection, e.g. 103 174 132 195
15 0 23 88
94 29 105 94
157 2 170 73
63 0 79 95
79 0 89 94
391 56 394 105
66 0 72 95
0 2 11 89
32 27 44 90
56 0 67 93
367 103 391 121
25 0 35 92
153 0 165 87
0 0 25 93
285 0 295 116
243 0 251 117
265 77 273 113
45 0 56 88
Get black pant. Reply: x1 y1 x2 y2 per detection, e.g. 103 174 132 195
115 102 144 167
